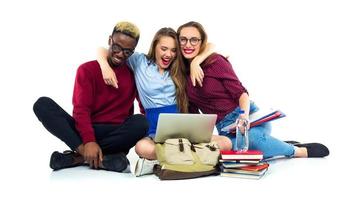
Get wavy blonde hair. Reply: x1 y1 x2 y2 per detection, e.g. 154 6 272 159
147 27 188 113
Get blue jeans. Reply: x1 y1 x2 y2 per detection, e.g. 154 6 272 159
216 102 295 158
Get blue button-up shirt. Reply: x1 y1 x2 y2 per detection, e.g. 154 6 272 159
127 52 176 109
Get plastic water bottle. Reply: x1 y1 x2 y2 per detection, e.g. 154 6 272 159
235 109 249 151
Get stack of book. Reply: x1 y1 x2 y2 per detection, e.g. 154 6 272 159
219 150 269 179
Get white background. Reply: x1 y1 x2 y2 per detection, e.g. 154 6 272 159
0 0 354 199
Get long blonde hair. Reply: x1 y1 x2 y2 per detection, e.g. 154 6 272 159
146 27 188 113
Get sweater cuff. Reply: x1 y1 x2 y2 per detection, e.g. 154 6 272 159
82 134 96 144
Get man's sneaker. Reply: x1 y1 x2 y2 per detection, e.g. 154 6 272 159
50 150 82 170
101 152 130 172
134 158 159 177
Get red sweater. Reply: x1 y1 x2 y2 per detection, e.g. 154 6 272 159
187 54 248 122
72 61 136 144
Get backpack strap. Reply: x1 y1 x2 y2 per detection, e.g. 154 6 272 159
178 138 184 152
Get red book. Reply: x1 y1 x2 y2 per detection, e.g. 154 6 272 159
239 162 269 171
220 150 263 160
250 111 283 127
221 108 285 132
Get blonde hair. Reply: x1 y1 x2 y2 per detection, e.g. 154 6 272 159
147 27 189 113
113 21 140 42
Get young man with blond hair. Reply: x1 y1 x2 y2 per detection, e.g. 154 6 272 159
33 21 148 172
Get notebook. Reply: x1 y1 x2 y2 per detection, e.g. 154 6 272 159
221 108 285 132
154 113 217 143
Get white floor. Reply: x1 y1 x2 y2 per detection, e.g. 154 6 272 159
3 138 350 200
2 92 352 200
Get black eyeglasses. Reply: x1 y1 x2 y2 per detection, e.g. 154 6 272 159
179 37 201 46
111 38 135 57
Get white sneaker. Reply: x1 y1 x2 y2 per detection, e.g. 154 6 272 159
121 164 131 173
134 158 159 177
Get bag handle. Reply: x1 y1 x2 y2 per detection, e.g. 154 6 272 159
205 144 217 151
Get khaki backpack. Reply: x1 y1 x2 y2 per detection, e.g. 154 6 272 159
154 138 220 180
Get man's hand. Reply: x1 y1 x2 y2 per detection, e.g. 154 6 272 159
84 142 103 169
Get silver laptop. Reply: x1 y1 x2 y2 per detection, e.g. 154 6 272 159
154 113 217 143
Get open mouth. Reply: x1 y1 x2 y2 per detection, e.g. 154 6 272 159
161 57 171 66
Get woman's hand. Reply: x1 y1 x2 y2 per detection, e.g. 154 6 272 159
189 42 215 87
190 62 204 87
97 47 118 88
101 63 118 88
236 114 250 134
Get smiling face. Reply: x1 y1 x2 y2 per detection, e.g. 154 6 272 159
108 32 137 67
154 36 177 72
178 27 202 61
